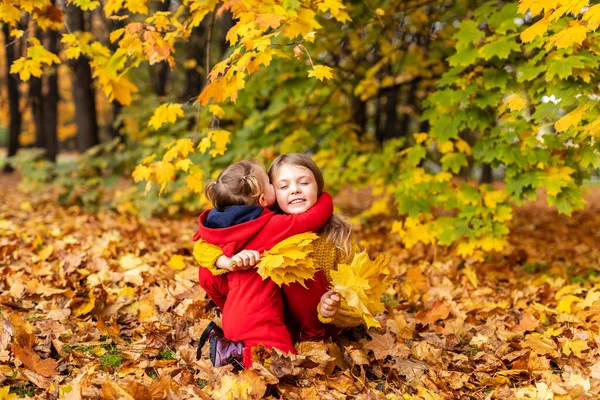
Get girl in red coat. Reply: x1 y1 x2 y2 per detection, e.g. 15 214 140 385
199 154 357 349
193 159 334 368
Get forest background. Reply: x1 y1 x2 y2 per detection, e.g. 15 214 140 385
1 0 600 398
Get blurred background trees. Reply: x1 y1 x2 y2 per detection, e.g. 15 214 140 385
1 0 599 257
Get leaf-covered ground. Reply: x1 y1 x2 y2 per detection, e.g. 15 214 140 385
1 176 600 399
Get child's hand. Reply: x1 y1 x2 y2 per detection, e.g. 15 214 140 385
319 290 341 318
229 250 261 271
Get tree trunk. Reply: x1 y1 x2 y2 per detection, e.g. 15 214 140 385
67 4 99 152
351 96 367 135
374 95 384 144
383 85 399 142
375 86 400 145
30 75 45 150
398 78 421 138
44 27 59 162
150 0 171 96
3 25 21 173
108 17 125 140
480 164 493 184
183 25 205 102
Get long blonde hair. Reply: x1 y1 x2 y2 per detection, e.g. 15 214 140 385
268 153 354 261
205 160 264 210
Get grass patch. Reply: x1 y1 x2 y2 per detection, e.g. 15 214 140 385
10 384 35 398
197 379 208 388
99 352 123 369
159 349 176 360
523 262 548 274
62 344 95 355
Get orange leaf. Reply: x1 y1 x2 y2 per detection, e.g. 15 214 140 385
12 344 58 377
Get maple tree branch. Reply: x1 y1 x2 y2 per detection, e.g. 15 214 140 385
194 8 218 140
359 0 385 27
298 44 314 68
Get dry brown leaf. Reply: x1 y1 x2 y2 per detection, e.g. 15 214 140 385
12 344 58 377
363 332 407 361
416 299 451 325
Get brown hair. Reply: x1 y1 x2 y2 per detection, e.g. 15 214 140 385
205 160 264 211
268 153 354 261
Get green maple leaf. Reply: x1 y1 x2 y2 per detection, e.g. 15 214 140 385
441 152 468 173
448 46 479 67
407 145 426 167
549 187 585 215
531 102 560 123
517 62 546 82
473 90 502 108
488 3 519 35
546 56 586 80
483 69 509 90
579 147 600 169
397 196 430 217
429 114 460 142
479 36 520 60
453 20 484 50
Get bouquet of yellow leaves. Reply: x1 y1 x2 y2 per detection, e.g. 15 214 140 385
256 233 319 287
330 251 391 328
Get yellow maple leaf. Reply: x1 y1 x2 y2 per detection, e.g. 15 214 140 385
283 7 322 39
72 0 101 11
455 138 472 155
153 161 175 194
125 0 148 14
168 255 186 270
175 159 192 172
132 165 151 182
10 39 61 81
38 245 54 261
208 130 231 157
0 4 22 26
555 104 588 132
256 233 319 287
562 339 588 357
462 265 478 288
208 375 254 400
317 0 352 23
483 190 506 209
209 104 225 118
73 293 96 317
308 65 334 81
504 93 527 112
414 133 428 144
148 103 185 130
583 4 600 31
437 141 454 154
108 76 139 106
330 251 391 328
550 21 587 49
185 166 205 194
520 14 551 43
0 386 18 400
556 294 581 313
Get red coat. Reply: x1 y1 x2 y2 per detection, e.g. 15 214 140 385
193 193 333 354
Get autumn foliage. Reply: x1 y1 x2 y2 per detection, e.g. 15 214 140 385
2 0 600 397
1 0 598 256
3 172 600 399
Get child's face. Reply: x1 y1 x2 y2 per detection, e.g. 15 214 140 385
273 164 318 214
257 168 276 208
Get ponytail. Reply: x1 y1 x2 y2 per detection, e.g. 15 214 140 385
205 160 264 210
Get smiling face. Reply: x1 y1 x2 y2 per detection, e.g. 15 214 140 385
273 164 319 214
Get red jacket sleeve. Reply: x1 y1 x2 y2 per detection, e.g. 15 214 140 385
261 192 334 244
